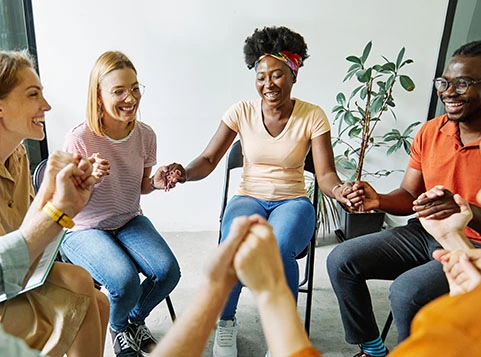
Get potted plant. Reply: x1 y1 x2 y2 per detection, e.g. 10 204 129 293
331 41 420 240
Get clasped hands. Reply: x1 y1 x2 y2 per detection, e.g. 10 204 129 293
205 214 288 298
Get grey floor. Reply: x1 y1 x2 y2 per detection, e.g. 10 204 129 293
103 232 398 357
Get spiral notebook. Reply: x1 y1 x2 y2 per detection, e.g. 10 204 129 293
0 231 64 302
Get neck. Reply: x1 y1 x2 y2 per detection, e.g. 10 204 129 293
102 119 136 140
262 99 294 118
0 133 22 165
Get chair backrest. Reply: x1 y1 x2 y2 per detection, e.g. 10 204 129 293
32 158 48 194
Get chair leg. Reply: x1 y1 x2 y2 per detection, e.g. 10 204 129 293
381 311 393 342
166 295 176 322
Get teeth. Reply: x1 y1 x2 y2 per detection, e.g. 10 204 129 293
33 118 44 124
265 92 278 98
121 106 135 111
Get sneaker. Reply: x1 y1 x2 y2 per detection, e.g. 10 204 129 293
129 322 158 357
109 326 139 357
213 319 239 357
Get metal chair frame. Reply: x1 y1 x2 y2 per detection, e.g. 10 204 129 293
218 140 319 335
32 158 177 321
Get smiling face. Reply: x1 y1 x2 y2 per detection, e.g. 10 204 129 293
439 56 481 123
255 56 295 109
0 67 51 142
98 67 140 128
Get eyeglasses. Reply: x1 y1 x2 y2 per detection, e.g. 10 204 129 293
106 84 145 100
433 77 481 95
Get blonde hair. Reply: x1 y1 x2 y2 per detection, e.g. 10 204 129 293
87 51 137 137
0 50 36 100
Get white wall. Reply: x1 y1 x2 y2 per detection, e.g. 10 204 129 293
32 0 449 231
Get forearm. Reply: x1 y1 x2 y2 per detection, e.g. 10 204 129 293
316 172 342 199
377 188 417 215
19 200 64 263
184 156 217 182
434 231 474 250
153 280 231 357
254 283 312 357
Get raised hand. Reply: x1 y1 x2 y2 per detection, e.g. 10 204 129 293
88 152 110 183
153 163 186 191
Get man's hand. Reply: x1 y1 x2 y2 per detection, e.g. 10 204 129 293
419 192 473 246
413 185 461 219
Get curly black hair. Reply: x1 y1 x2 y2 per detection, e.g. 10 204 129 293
453 40 481 57
243 26 309 69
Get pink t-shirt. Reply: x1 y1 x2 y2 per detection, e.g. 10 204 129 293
63 121 156 230
222 98 330 201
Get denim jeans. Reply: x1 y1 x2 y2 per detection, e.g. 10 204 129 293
62 215 180 332
326 218 481 344
220 195 315 320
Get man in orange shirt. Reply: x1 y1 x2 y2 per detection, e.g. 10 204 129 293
327 40 481 357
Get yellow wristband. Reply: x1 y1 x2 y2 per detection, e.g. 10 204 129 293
43 201 75 229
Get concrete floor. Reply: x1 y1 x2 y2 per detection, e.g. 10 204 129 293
103 232 397 357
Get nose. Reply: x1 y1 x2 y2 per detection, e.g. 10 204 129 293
124 90 137 102
42 96 52 112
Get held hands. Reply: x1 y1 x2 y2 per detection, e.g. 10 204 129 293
335 181 380 212
413 185 461 220
152 163 186 191
206 214 285 296
433 249 481 296
418 192 472 242
88 152 110 183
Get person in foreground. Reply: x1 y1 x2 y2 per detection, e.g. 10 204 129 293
61 50 180 357
160 25 352 357
152 214 322 357
327 40 481 357
0 50 109 356
388 186 481 356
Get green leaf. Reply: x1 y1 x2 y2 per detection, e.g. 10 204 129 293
400 75 415 91
360 86 368 99
348 126 362 138
344 111 357 125
348 85 364 102
346 56 362 64
402 121 421 136
360 41 372 63
336 92 346 105
381 62 395 72
370 96 384 115
356 68 372 83
332 105 345 113
400 59 414 68
383 129 401 141
396 47 405 69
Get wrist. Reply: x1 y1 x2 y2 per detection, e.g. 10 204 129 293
42 201 75 229
150 176 159 190
331 183 343 197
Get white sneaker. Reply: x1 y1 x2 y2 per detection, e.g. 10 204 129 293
213 319 239 357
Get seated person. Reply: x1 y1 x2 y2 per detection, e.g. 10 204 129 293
0 50 109 357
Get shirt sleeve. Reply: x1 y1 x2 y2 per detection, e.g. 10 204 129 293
289 346 323 357
0 230 30 298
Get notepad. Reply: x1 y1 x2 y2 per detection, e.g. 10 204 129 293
0 231 65 302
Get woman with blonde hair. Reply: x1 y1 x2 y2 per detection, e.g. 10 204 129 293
61 50 181 357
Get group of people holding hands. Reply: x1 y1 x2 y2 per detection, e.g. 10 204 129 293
1 24 481 357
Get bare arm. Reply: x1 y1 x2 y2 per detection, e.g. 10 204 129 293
152 216 253 356
20 151 96 263
184 122 237 181
311 133 355 209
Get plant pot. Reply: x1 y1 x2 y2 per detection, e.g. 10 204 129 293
334 201 386 241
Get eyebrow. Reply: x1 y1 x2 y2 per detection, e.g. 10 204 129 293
110 81 139 89
25 85 43 91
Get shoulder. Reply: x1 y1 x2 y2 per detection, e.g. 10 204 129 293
136 121 156 139
66 122 92 138
293 98 327 116
418 114 448 132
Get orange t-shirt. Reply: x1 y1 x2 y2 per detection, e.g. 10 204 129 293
409 114 481 243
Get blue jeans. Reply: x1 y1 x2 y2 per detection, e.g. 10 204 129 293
220 195 315 320
326 218 481 344
62 215 180 332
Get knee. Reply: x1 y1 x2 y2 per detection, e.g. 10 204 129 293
326 244 350 276
49 262 97 296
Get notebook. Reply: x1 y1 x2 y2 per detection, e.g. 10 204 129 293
0 230 65 302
